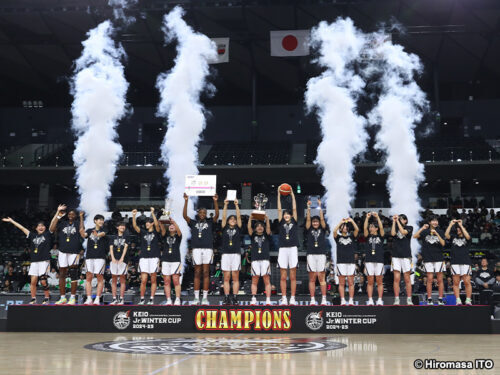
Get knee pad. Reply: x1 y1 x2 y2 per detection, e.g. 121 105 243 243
69 267 80 282
39 276 49 290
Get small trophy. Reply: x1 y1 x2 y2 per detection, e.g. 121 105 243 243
159 198 173 224
252 193 268 221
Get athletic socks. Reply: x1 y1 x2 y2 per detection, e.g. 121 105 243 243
202 290 208 299
265 297 271 305
194 290 200 299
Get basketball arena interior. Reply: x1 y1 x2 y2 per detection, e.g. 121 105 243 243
0 0 499 374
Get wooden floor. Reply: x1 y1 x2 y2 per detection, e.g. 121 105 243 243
0 332 498 375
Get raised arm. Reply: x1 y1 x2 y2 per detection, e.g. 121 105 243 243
131 209 140 233
445 220 454 240
79 211 86 238
49 204 66 233
221 200 228 228
318 199 326 229
171 219 182 237
391 215 397 237
305 200 311 230
290 189 298 222
457 220 471 240
413 224 429 239
350 217 360 237
2 217 29 236
363 213 370 237
150 207 160 233
395 218 408 236
183 193 191 224
247 214 254 236
374 212 384 237
333 220 343 239
277 189 282 222
265 215 271 236
235 200 242 228
212 194 219 222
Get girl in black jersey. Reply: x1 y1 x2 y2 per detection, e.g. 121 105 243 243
109 222 129 305
2 217 52 305
390 214 413 305
445 219 472 305
160 219 182 306
221 199 242 305
247 214 272 305
363 212 385 306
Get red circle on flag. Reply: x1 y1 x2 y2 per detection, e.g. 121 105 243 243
282 35 298 51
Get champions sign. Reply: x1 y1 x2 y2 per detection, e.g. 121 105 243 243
195 309 292 331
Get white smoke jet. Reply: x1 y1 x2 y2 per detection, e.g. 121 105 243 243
71 21 129 226
108 0 138 23
156 6 217 265
367 34 427 262
305 19 369 265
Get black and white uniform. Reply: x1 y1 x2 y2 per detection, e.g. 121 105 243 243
110 234 129 275
138 228 161 274
221 225 241 272
364 234 385 276
335 234 356 276
278 218 299 269
251 233 271 276
189 219 214 265
161 233 182 276
391 225 413 273
420 228 445 273
27 231 53 276
306 227 327 273
56 220 81 268
85 228 107 275
449 235 472 276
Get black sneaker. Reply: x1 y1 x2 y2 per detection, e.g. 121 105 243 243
231 295 239 306
138 299 146 305
29 298 36 305
223 295 231 305
42 297 49 305
437 298 445 306
427 298 434 306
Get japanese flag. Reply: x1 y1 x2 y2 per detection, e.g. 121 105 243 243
270 30 310 57
208 37 229 64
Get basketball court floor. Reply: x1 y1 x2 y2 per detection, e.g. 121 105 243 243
0 332 498 375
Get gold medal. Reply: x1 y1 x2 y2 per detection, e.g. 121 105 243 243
66 237 70 242
34 248 38 254
286 234 290 240
147 246 151 251
229 241 233 246
117 247 121 253
258 247 262 254
94 244 97 249
169 247 172 254
371 249 375 255
198 232 202 238
314 242 318 248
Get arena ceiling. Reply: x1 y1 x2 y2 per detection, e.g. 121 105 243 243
0 0 499 106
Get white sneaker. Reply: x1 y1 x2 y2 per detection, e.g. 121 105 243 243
279 296 288 305
118 298 124 305
310 298 317 306
456 299 462 306
201 297 209 305
348 298 354 306
366 298 374 306
376 299 384 306
394 297 400 305
147 298 154 305
289 296 297 305
138 299 146 305
265 298 271 305
407 297 413 305
109 298 118 305
192 297 200 305
465 298 472 306
250 296 258 305
84 297 93 305
166 298 172 305
340 298 347 306
93 296 100 305
174 298 181 306
320 297 328 306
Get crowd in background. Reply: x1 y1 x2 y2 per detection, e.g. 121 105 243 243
1 205 499 296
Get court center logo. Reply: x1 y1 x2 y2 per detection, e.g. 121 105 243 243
305 311 324 331
85 337 346 355
113 311 131 330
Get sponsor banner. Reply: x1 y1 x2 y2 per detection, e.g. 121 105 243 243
6 305 492 334
0 294 33 319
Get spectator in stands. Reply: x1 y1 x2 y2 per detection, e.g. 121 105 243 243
474 258 495 290
492 272 500 293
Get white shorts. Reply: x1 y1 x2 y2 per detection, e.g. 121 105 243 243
392 257 412 273
336 263 356 276
28 261 50 277
451 264 471 276
110 261 127 276
161 261 182 276
278 246 298 269
251 260 271 277
423 261 445 273
307 254 326 273
364 262 385 276
221 254 241 272
192 248 214 265
85 258 106 275
58 252 80 268
139 258 160 274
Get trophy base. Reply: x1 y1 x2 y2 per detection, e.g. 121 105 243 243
159 216 172 225
252 210 266 221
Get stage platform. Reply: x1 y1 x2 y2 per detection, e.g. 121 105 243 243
6 304 492 334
